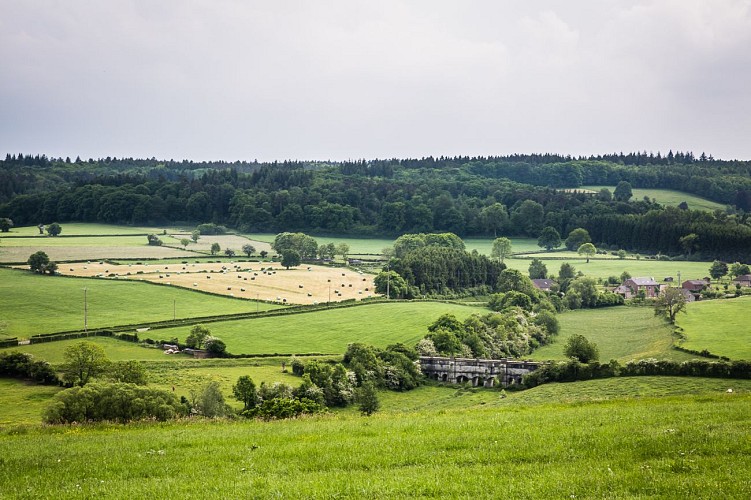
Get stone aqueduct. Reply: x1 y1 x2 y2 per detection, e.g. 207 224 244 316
419 356 542 387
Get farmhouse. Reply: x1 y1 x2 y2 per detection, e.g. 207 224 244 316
531 278 557 292
682 279 709 292
734 274 751 287
615 277 660 299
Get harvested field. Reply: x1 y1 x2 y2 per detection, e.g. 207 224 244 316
58 261 377 305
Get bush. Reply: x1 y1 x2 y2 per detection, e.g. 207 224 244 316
0 351 59 385
43 382 184 423
564 334 599 363
242 397 324 420
534 310 560 336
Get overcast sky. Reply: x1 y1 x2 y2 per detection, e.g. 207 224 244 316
2 0 751 162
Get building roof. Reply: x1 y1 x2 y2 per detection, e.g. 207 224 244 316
628 277 659 286
683 279 708 286
531 279 557 289
735 274 751 281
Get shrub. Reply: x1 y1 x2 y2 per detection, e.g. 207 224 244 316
43 382 184 423
0 351 59 385
564 334 599 363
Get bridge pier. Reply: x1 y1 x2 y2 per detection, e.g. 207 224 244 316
418 356 541 388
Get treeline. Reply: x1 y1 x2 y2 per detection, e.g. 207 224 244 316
522 358 751 389
2 153 751 260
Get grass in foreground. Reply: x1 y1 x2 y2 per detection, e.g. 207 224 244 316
676 296 751 360
142 301 489 354
0 268 278 339
0 378 749 498
530 306 696 362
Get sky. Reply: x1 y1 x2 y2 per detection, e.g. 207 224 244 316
2 0 751 162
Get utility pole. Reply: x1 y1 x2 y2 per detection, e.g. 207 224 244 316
386 263 390 300
83 287 88 332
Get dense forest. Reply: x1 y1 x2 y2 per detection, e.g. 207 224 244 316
2 152 750 260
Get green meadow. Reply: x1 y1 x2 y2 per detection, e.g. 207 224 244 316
1 380 749 498
504 256 712 281
530 306 695 362
142 301 490 354
676 296 751 360
0 268 279 339
582 186 728 212
0 223 165 237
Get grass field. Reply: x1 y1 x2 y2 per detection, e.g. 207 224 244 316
676 296 751 360
582 186 727 212
0 223 167 237
530 306 695 362
504 256 712 281
247 234 543 257
1 337 182 363
0 268 280 339
1 378 749 497
141 301 490 354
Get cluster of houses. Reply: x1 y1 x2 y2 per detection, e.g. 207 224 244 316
531 274 751 302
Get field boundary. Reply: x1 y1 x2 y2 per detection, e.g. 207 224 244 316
1 298 477 348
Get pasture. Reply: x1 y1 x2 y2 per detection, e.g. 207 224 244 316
530 306 695 362
141 301 490 354
59 260 376 305
676 296 751 360
504 256 713 282
0 268 278 339
0 381 749 497
0 223 165 237
581 186 727 212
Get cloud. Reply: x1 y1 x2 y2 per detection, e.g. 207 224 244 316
1 0 750 160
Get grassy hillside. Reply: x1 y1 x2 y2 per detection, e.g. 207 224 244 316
581 186 727 212
142 301 489 354
0 268 279 339
530 306 695 362
676 296 751 360
504 256 712 281
1 378 749 497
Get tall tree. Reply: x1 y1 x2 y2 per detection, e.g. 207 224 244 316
491 237 513 264
480 203 509 237
27 251 50 273
709 260 728 281
232 375 259 411
613 181 633 202
654 287 687 323
565 228 591 251
242 243 256 257
61 341 110 386
46 222 62 236
528 258 548 279
537 226 561 251
577 243 597 263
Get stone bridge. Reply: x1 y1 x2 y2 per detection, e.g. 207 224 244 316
419 356 542 387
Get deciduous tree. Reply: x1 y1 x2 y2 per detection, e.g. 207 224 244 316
564 334 599 363
62 341 110 386
242 244 256 257
46 222 62 236
232 375 259 411
653 287 687 323
491 237 512 264
537 226 561 251
577 243 596 263
709 260 728 281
